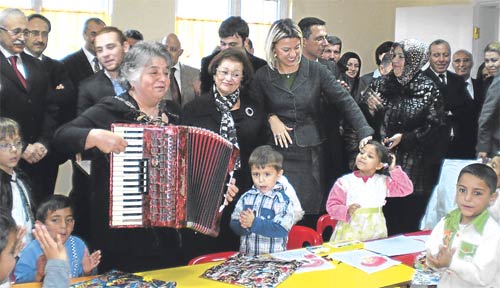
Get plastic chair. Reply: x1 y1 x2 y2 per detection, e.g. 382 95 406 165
286 225 323 250
316 214 338 242
188 251 238 265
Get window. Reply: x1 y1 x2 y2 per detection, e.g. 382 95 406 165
0 0 110 59
176 0 287 68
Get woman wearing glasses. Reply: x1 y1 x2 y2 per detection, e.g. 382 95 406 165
249 19 373 228
181 48 265 260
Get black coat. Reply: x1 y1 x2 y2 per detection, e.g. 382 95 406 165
423 69 477 159
182 90 266 191
77 70 115 115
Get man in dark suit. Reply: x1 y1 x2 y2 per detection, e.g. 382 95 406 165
24 13 76 203
61 17 105 120
199 16 266 94
162 33 200 107
424 39 476 160
452 49 484 111
77 26 129 115
0 8 57 202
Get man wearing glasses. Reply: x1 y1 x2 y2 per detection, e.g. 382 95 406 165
0 8 58 203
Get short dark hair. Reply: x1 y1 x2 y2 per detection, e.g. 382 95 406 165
0 211 17 254
208 48 254 87
249 145 283 171
27 13 51 32
96 26 127 44
458 163 498 194
218 16 249 42
429 39 450 53
326 35 342 46
36 195 73 223
298 17 325 39
124 29 144 41
375 41 393 65
83 17 105 34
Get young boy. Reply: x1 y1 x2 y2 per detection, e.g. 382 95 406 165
14 195 101 283
230 145 295 256
0 117 36 245
426 163 500 287
0 211 69 288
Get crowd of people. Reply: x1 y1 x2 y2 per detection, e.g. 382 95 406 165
1 6 500 287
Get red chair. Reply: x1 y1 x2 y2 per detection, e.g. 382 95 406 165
188 251 238 265
287 225 323 250
316 214 338 242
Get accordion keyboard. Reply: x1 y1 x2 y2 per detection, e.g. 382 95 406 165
110 125 148 226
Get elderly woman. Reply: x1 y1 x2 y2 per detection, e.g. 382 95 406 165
362 39 445 234
181 48 265 260
53 42 227 272
249 19 373 227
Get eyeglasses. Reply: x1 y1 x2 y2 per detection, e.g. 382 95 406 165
0 140 23 152
216 69 242 80
0 27 30 38
27 30 49 38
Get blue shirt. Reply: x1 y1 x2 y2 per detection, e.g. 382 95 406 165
230 183 295 256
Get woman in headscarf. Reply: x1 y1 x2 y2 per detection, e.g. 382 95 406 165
361 39 445 234
337 52 362 99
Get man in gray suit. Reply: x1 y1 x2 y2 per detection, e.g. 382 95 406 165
162 33 200 107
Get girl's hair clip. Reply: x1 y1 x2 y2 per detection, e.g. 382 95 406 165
383 163 389 169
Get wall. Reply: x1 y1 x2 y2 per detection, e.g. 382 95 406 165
292 0 472 74
111 0 175 42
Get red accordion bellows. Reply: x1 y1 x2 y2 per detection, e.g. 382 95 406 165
109 124 238 237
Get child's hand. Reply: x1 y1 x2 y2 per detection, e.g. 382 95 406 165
388 153 397 171
33 223 67 261
35 254 47 282
426 245 455 269
347 203 361 217
224 178 239 205
82 248 101 275
239 209 255 229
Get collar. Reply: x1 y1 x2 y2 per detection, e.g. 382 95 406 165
373 69 382 78
430 67 447 79
24 49 43 60
0 45 16 59
10 171 17 182
444 208 489 235
82 46 98 67
353 170 373 183
249 182 285 196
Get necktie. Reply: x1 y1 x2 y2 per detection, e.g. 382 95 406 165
9 56 27 89
438 73 446 84
92 57 100 73
169 67 181 105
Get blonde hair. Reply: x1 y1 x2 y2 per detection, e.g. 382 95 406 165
264 18 303 70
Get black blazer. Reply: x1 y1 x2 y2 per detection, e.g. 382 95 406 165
77 70 115 115
182 90 265 191
41 55 76 125
200 50 267 94
424 68 476 158
0 52 57 146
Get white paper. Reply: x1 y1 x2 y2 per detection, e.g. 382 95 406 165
363 235 426 256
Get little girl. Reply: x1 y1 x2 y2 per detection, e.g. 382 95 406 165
326 140 413 242
0 117 35 245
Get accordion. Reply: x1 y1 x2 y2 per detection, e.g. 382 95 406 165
109 123 239 237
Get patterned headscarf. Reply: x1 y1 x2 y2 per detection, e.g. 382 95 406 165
393 39 428 86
